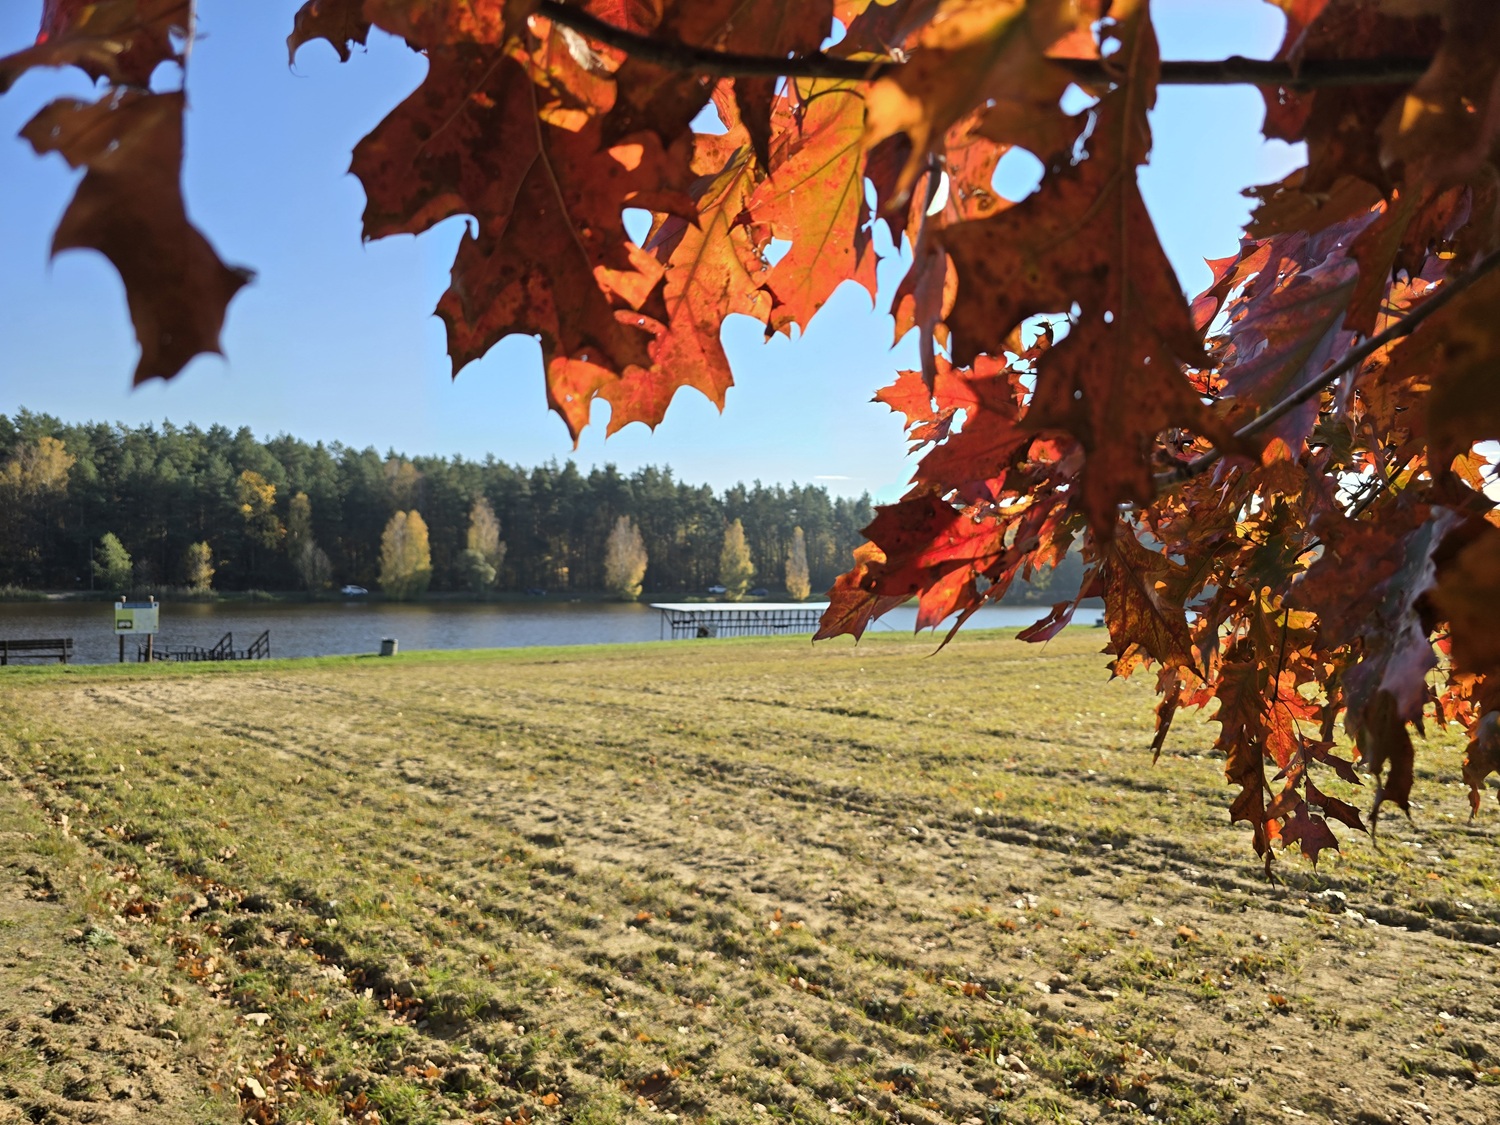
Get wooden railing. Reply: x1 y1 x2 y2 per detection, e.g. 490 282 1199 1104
138 631 271 662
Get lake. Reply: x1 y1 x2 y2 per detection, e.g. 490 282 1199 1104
0 599 1105 665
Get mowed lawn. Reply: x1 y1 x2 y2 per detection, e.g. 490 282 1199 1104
1 631 1497 1125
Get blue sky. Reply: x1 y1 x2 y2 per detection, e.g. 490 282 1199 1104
0 1 1302 500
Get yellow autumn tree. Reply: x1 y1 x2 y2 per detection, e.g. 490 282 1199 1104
719 519 754 602
236 470 283 548
604 515 648 600
0 436 75 581
379 509 432 601
183 541 215 593
460 496 506 593
785 527 811 601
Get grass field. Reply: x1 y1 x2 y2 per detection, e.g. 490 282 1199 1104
1 631 1497 1125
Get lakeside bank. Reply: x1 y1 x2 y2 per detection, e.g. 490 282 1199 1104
0 599 1105 665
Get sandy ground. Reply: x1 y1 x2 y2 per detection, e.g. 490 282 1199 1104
1 632 1497 1124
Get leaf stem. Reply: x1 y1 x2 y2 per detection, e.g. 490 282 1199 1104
537 1 1429 88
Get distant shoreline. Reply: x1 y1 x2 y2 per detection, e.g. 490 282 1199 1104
0 586 1096 610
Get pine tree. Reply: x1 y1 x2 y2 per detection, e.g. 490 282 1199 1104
719 519 754 602
604 516 648 601
379 510 432 601
785 526 811 601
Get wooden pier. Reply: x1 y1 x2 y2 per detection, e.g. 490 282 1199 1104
650 603 829 640
139 630 271 662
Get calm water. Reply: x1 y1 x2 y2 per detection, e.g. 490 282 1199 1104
0 599 1103 665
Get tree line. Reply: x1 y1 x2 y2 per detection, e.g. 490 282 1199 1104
0 411 878 598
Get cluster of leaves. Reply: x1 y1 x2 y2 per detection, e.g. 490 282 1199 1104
6 0 1500 867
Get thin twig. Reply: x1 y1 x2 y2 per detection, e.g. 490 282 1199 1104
1157 251 1500 488
1347 454 1413 519
536 1 1429 88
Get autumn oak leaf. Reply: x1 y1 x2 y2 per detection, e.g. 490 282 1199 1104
862 0 1098 198
21 91 253 384
0 0 187 92
747 79 878 333
350 45 697 438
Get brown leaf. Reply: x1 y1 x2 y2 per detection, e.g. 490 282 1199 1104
719 0 834 171
1344 191 1416 337
360 0 531 49
1295 504 1455 726
910 356 1029 490
859 492 1006 598
287 0 369 64
21 91 253 384
938 5 1228 530
1306 776 1366 834
1431 522 1500 677
1357 689 1415 832
1 0 187 92
815 542 908 640
1016 599 1080 643
1379 1 1500 189
1098 528 1197 677
1461 711 1500 819
863 0 1098 198
350 43 695 438
1260 2 1440 194
605 0 832 171
1280 809 1340 865
1306 740 1362 786
1243 172 1383 242
1382 268 1500 475
1208 220 1368 451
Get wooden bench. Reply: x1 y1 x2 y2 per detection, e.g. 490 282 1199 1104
0 638 74 665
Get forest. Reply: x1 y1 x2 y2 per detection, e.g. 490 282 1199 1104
0 410 878 597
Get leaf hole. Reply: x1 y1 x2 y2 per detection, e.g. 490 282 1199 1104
622 208 651 244
926 172 951 215
992 148 1043 204
689 101 728 136
1059 84 1099 115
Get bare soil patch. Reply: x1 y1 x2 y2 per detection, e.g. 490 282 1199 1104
1 632 1497 1124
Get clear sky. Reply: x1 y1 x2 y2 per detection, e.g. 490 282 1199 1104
0 0 1303 501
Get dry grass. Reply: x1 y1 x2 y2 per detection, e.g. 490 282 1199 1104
1 630 1498 1125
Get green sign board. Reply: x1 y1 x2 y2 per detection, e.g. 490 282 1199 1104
114 601 159 635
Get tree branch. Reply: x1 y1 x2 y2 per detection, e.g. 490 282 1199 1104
537 1 1430 88
1157 251 1500 488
